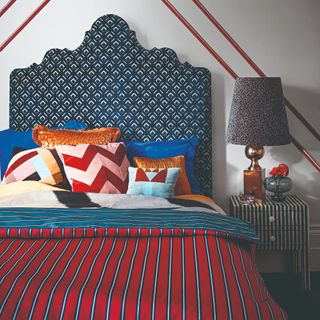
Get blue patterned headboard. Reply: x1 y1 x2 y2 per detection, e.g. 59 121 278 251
9 15 212 195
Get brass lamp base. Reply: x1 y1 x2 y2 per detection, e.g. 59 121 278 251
245 145 265 170
244 145 265 203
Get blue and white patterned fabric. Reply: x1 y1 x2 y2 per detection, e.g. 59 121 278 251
9 15 212 195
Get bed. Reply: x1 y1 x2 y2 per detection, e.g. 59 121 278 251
0 14 286 319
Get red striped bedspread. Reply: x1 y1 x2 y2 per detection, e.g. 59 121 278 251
0 192 287 319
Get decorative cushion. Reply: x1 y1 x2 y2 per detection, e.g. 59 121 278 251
56 143 129 193
59 120 88 131
0 120 87 179
33 125 121 148
2 148 67 187
133 155 191 195
125 137 200 193
127 167 180 199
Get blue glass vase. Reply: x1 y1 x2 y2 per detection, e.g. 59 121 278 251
264 176 292 202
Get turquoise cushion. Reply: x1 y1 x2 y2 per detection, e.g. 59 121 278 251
124 137 199 194
0 120 87 178
127 167 180 199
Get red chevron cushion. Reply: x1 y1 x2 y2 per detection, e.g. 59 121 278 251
56 143 130 193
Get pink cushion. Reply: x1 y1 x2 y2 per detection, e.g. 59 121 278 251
56 143 130 193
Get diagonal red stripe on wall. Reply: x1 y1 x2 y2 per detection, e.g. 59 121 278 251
0 0 17 18
162 0 320 173
161 0 237 79
0 0 51 52
193 0 320 145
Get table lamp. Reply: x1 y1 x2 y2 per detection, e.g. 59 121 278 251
226 77 291 202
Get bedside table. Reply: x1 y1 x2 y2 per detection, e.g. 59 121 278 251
229 194 310 291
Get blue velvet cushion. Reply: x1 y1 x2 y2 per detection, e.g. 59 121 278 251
58 120 87 130
125 137 200 193
0 120 87 178
127 167 180 199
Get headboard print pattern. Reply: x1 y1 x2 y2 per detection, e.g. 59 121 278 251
10 15 212 195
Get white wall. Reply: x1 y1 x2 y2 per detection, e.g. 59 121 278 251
1 0 319 269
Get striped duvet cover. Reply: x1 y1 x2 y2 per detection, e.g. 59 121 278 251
0 192 287 319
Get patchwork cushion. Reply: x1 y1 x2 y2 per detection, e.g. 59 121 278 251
127 167 180 198
33 125 121 148
2 148 66 187
133 155 191 195
56 143 129 193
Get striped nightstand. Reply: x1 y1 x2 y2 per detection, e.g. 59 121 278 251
230 194 310 291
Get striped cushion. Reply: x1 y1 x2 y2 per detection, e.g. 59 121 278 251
127 167 180 198
2 148 66 187
56 143 130 193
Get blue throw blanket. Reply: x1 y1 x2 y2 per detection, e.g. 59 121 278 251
0 207 260 244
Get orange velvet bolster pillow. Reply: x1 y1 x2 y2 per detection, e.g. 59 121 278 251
133 155 191 195
32 125 121 148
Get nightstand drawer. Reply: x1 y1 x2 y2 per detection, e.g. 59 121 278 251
233 209 307 229
255 228 305 250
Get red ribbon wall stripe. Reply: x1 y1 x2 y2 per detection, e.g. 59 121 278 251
161 0 237 79
193 0 320 144
0 0 17 18
0 0 51 52
162 0 320 172
290 136 320 172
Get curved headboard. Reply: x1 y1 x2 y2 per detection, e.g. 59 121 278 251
9 14 212 195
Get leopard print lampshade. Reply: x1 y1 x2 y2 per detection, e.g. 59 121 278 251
227 77 291 146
